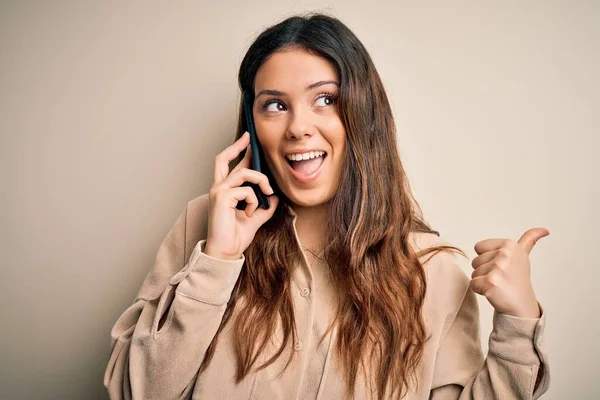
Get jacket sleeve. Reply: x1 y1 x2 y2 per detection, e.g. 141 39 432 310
103 204 245 400
430 284 550 399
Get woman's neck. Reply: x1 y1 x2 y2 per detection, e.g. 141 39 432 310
290 203 328 256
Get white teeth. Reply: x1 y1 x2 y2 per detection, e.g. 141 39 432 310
286 151 326 161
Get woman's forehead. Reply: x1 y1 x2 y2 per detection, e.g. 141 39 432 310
254 49 338 93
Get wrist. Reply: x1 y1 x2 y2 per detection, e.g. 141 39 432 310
509 300 541 318
203 243 242 261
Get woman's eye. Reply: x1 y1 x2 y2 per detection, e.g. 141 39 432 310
263 101 286 113
315 95 337 107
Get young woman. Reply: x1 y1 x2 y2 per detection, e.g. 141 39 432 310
104 13 550 400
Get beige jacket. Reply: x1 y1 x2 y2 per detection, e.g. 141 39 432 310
104 193 550 399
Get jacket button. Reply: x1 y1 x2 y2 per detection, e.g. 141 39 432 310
300 288 310 297
294 340 303 351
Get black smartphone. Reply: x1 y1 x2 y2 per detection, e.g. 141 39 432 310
236 90 271 211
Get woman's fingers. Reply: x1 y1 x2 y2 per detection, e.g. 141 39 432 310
470 269 504 297
231 142 252 174
248 195 279 227
228 186 258 216
471 261 496 279
213 132 250 185
469 275 491 296
471 249 499 269
224 168 274 197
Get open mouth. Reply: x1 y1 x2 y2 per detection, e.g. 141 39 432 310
285 153 327 183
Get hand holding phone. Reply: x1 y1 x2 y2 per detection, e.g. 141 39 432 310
204 131 279 260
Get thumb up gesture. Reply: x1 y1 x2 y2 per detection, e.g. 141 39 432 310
470 228 550 318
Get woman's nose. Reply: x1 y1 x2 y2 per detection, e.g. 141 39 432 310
285 108 314 140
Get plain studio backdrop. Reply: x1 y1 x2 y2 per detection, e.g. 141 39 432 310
0 1 597 399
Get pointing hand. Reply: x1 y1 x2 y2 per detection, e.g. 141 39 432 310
470 228 549 318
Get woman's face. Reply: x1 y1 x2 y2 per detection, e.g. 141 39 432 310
252 48 347 208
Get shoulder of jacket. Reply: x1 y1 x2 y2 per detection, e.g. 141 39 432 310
186 192 210 216
409 231 471 319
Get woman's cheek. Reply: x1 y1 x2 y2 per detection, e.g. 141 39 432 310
263 151 283 182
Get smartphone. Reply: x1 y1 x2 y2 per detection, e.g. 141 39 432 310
236 90 271 211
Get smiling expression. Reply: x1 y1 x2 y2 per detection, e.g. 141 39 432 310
252 48 347 208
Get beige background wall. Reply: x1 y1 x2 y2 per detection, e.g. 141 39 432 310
1 1 597 399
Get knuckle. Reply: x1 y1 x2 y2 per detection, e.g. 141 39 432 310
243 186 256 198
496 251 511 267
497 248 510 258
486 270 502 287
241 167 257 177
209 186 224 199
491 256 504 269
495 261 507 271
469 279 480 293
231 168 246 178
490 258 501 269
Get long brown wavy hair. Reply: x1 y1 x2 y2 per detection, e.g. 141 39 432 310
199 12 466 399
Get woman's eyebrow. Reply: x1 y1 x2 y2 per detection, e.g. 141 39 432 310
255 80 339 99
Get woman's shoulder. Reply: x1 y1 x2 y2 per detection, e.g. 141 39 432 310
409 231 472 319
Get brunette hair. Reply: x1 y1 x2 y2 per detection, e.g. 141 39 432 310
200 12 466 399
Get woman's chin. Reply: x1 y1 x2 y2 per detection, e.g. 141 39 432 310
273 173 335 208
285 189 332 209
